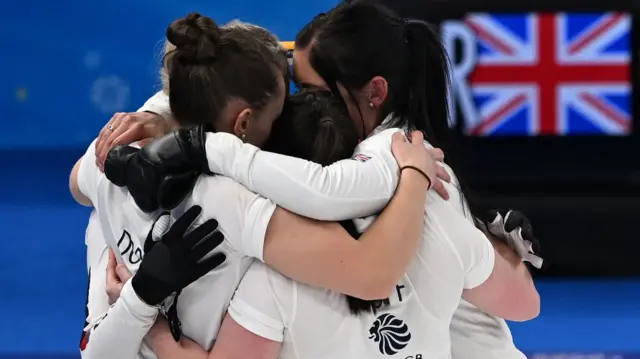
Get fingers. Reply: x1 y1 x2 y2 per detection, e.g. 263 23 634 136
97 123 131 172
115 263 132 282
96 114 124 171
429 148 445 162
165 205 203 243
188 230 224 261
410 130 424 144
106 250 120 284
112 126 145 150
484 210 499 225
503 210 525 232
96 114 122 160
435 163 451 183
184 218 221 249
431 178 450 200
192 252 227 280
502 210 540 253
391 132 407 145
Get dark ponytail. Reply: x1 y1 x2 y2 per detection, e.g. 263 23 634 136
401 19 486 220
309 3 486 221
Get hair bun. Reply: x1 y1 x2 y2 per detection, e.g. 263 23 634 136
166 12 221 63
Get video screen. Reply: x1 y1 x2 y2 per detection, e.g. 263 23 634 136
441 12 631 136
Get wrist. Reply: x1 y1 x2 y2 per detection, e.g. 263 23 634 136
399 166 431 191
131 272 166 307
122 280 161 316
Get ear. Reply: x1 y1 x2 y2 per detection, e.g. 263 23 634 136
232 108 253 139
367 76 388 108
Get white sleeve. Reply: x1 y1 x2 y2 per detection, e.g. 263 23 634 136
137 91 171 121
227 262 286 342
203 129 401 221
80 281 158 359
77 140 104 205
193 178 276 261
424 193 495 289
86 246 111 325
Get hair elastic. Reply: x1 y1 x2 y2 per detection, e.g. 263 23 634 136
400 165 432 189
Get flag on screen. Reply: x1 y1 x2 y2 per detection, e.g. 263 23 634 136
465 12 631 136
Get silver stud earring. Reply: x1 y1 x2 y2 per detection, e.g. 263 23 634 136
368 102 375 109
241 133 246 142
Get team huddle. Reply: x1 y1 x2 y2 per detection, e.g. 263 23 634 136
71 2 544 359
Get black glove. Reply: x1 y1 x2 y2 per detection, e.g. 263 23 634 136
131 205 226 306
479 209 544 269
104 126 209 213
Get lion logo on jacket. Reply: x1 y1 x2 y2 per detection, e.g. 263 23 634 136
368 313 412 355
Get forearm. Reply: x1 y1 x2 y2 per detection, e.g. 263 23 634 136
147 317 208 359
248 152 392 220
356 170 429 296
204 133 396 221
81 281 158 359
491 238 536 287
490 237 539 320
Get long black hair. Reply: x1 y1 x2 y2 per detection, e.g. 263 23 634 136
265 90 390 315
304 2 486 222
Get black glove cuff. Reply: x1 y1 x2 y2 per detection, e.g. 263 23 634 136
131 271 172 306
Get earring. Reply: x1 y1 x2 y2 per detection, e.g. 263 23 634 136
241 133 246 142
368 102 375 109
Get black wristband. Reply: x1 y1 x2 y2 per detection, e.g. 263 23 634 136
400 166 432 189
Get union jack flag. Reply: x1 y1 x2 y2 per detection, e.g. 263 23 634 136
464 12 631 136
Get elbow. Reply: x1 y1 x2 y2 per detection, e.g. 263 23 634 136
510 290 540 322
70 180 92 207
70 158 92 206
504 287 540 322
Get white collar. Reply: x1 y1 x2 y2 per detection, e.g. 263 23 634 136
369 113 399 138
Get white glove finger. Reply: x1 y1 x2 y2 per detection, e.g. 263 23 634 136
488 213 507 238
523 253 544 269
523 239 534 253
510 237 531 258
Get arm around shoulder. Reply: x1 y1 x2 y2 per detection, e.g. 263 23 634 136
262 168 430 300
204 131 400 221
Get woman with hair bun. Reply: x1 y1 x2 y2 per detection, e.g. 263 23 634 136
109 3 539 358
71 12 438 359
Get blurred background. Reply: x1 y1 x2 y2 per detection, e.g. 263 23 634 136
0 0 639 358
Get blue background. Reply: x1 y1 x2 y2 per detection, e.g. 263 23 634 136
0 0 638 358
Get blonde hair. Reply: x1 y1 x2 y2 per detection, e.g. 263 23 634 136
159 19 286 93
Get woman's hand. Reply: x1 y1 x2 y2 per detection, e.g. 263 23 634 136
96 112 170 171
391 131 450 199
131 206 227 306
104 126 208 213
106 250 133 305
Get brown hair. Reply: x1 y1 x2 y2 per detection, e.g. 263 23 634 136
160 19 289 95
162 13 284 128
